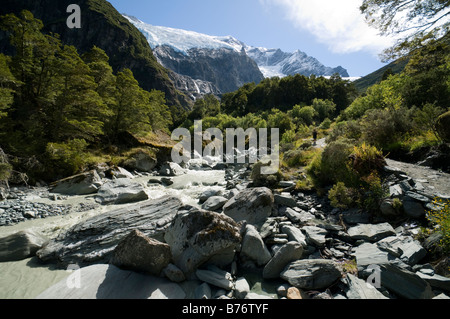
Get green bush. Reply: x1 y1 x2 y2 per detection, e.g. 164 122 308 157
427 197 450 255
436 110 450 143
45 139 88 176
328 182 354 209
0 162 12 182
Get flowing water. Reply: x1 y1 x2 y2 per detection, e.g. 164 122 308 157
0 168 226 299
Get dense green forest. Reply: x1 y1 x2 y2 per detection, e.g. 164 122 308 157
0 11 173 182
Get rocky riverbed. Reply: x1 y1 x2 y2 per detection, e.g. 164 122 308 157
0 157 449 299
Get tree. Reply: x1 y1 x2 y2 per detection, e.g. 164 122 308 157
360 0 450 61
312 99 336 122
108 68 154 141
0 54 17 120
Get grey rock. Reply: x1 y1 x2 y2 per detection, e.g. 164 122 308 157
403 199 426 218
263 241 303 279
379 199 399 217
164 208 241 276
240 224 272 267
36 264 186 299
301 226 327 247
274 193 297 207
416 272 450 293
344 274 388 299
112 167 134 179
379 264 434 299
280 259 342 290
50 170 102 195
163 263 186 283
201 196 228 211
341 208 371 224
196 267 233 290
347 223 396 242
245 292 274 299
123 150 157 173
235 277 250 299
223 187 274 226
110 230 171 276
159 162 186 176
95 178 148 205
377 236 426 266
0 230 49 262
199 189 224 203
433 293 450 299
194 282 212 299
280 225 307 247
281 207 314 224
37 196 183 267
389 184 403 198
352 243 395 267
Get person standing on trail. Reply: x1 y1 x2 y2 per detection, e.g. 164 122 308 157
312 129 318 144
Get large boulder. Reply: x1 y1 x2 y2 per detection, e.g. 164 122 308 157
122 149 157 173
0 230 49 262
263 242 303 279
164 208 242 276
344 274 388 299
222 187 274 226
37 196 183 267
201 196 228 211
280 259 342 290
36 264 186 299
379 264 434 299
95 178 148 205
347 223 396 242
240 224 272 267
50 170 102 195
110 230 172 276
159 162 186 176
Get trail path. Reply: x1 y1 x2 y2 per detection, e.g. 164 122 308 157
386 158 450 198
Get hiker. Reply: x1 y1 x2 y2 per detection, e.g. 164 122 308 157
312 129 318 145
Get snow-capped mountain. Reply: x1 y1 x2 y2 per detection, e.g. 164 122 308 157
124 15 350 98
246 47 349 78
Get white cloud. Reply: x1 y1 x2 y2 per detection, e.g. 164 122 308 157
260 0 396 54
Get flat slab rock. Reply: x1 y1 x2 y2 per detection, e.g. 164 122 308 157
347 223 396 242
36 264 186 299
36 196 184 267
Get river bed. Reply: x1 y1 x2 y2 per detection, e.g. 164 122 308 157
0 168 227 299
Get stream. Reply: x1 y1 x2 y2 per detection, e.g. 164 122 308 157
0 168 228 299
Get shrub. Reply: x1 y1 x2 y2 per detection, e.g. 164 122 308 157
436 110 450 143
0 162 12 183
45 139 88 176
328 182 354 209
427 197 450 254
349 142 386 177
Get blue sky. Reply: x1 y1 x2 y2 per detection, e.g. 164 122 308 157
108 0 394 77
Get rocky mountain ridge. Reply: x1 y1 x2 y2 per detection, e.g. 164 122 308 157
124 15 350 97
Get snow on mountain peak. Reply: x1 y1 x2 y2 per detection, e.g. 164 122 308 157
123 14 243 55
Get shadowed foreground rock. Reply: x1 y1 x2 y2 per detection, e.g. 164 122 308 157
36 264 185 299
36 196 183 267
164 207 242 277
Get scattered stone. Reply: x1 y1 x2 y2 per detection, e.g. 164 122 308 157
0 230 49 262
245 292 274 299
235 277 250 299
341 208 371 225
352 243 395 267
95 178 148 205
274 193 297 207
201 196 228 211
196 267 234 290
280 225 307 247
301 226 327 247
379 264 434 299
112 167 134 179
159 162 186 176
377 236 426 266
50 170 103 195
280 259 342 290
164 208 241 276
194 282 212 299
199 189 224 203
263 241 303 279
240 224 272 267
163 263 186 283
287 287 305 299
223 187 274 226
110 230 171 276
347 223 396 242
416 272 450 293
344 274 388 299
